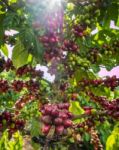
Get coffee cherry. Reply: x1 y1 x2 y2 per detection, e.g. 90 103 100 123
54 118 63 125
40 109 46 115
64 103 70 109
85 109 92 115
44 105 52 115
42 124 51 135
55 125 64 135
12 80 24 92
51 109 59 117
67 112 74 119
15 120 25 130
41 115 52 124
83 106 92 115
0 111 25 137
63 119 72 128
40 103 73 136
59 112 68 120
2 111 11 120
44 106 52 115
58 103 65 109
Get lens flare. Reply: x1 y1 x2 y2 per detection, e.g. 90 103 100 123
27 0 64 33
42 0 64 33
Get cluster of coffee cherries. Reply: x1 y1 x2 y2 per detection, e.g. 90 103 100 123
88 92 119 119
0 57 14 72
40 32 63 62
76 120 103 150
0 56 43 78
72 24 87 38
15 94 38 110
12 80 24 92
102 41 119 55
0 111 25 137
0 79 40 94
87 48 100 63
77 118 94 130
25 79 40 93
89 127 103 150
0 80 9 93
40 103 73 136
79 76 119 90
16 65 43 78
62 40 78 53
39 32 59 48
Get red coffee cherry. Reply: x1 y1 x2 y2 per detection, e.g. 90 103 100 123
59 112 68 120
63 119 73 128
54 118 63 125
42 124 51 135
44 105 52 115
55 125 64 135
51 109 59 117
41 115 52 124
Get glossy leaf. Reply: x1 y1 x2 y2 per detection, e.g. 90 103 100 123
12 39 29 68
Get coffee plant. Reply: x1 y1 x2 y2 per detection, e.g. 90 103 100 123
0 0 119 149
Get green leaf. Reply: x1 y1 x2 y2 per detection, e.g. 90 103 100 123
69 101 84 123
103 3 119 28
106 123 119 150
19 28 44 62
30 118 41 137
27 54 33 63
9 0 17 4
0 44 8 57
74 69 88 82
32 36 44 62
12 39 29 68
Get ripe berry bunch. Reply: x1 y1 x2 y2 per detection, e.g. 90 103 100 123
88 92 119 119
79 78 103 87
0 111 25 137
12 80 24 92
62 40 78 53
103 76 119 90
72 25 86 37
59 82 69 91
40 32 59 48
26 80 40 93
30 68 43 78
0 57 14 72
40 103 73 136
3 59 14 71
0 79 40 94
16 65 43 78
0 80 9 93
79 76 119 90
16 65 32 76
44 47 63 63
